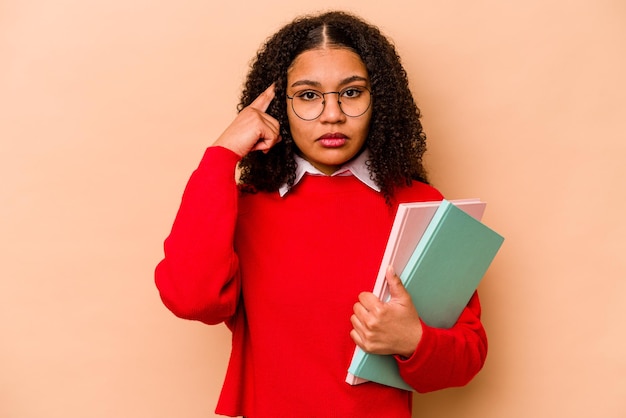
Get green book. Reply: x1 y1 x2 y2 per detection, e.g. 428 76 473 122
347 199 504 390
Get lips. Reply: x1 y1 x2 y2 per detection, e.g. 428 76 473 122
317 133 347 148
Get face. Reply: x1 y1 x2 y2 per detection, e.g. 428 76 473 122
286 47 373 175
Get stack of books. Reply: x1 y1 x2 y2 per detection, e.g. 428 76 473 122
346 199 504 391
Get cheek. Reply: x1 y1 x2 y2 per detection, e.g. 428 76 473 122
286 113 308 144
286 109 297 132
357 114 373 140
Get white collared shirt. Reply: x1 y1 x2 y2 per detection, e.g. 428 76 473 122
278 149 381 197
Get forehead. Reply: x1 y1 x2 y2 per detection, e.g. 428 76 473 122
287 48 369 86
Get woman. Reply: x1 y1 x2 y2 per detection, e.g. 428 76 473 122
155 10 487 417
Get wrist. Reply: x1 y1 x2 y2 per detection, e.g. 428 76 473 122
397 322 423 358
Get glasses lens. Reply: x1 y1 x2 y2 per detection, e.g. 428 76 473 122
291 90 325 120
290 88 371 120
338 87 371 117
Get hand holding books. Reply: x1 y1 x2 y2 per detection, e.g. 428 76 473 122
350 265 423 358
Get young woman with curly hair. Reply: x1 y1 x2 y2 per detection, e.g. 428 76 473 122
155 10 487 417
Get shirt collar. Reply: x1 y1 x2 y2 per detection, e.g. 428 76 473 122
278 149 381 197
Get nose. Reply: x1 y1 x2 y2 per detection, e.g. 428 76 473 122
319 92 346 123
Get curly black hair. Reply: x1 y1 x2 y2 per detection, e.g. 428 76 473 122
238 10 429 201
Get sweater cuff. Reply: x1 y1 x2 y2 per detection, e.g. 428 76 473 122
200 145 241 165
197 146 241 178
394 318 436 367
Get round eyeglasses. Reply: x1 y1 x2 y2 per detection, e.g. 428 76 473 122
286 86 372 121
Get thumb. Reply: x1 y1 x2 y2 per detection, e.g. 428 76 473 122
386 265 408 300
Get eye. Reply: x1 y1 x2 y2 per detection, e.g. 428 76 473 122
295 90 323 101
341 87 364 99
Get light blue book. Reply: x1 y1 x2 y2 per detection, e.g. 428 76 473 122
347 199 504 391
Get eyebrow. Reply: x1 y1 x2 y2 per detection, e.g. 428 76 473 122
290 75 369 89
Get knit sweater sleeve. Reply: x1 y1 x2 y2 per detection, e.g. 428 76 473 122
395 292 487 392
154 146 242 325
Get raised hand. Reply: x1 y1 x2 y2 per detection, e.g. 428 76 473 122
350 266 423 358
213 84 282 156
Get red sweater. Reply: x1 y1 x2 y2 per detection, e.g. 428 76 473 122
155 146 487 417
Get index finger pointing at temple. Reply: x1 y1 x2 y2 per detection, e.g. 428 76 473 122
248 83 276 113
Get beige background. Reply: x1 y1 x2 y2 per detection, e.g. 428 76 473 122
1 0 625 417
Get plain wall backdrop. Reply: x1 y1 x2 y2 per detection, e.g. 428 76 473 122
1 0 625 417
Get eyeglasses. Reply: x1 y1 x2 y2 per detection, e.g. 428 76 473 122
286 86 372 121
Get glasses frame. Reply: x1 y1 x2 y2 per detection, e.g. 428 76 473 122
286 87 372 121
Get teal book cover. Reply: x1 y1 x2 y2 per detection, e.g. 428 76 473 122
347 199 504 390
